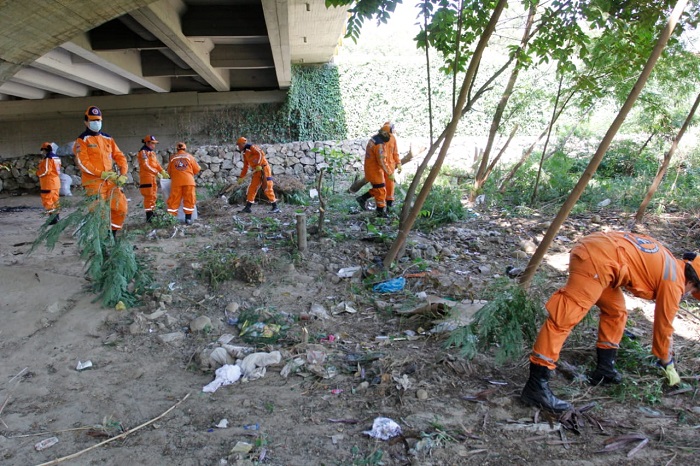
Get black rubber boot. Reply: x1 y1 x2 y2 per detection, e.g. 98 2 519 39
48 214 59 225
521 363 573 413
588 347 622 385
376 206 388 218
146 211 154 223
356 193 371 211
111 230 118 239
240 202 252 213
185 213 192 225
386 200 393 213
270 202 280 213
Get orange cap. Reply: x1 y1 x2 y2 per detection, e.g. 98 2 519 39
176 142 187 151
85 106 102 121
40 142 52 151
143 135 158 144
381 122 393 134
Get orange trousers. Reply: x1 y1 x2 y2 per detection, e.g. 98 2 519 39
85 180 128 231
530 242 628 369
168 185 196 215
246 167 276 204
139 182 158 212
40 189 60 214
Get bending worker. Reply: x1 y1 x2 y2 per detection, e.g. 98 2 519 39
355 127 392 217
521 231 700 413
73 106 129 235
36 142 61 225
167 142 200 225
137 135 169 223
235 137 280 213
381 122 401 211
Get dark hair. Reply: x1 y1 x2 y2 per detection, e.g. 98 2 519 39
683 252 700 287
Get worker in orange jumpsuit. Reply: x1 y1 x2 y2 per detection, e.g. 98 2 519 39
36 142 61 225
73 106 129 235
235 137 279 213
137 135 169 223
521 231 700 412
381 122 402 211
355 128 392 217
167 142 200 224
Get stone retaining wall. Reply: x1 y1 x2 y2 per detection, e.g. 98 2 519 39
0 139 370 193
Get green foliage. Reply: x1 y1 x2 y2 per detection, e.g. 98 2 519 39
414 183 466 232
313 146 356 194
31 195 150 307
284 64 347 141
197 247 239 287
595 140 658 179
445 280 543 365
606 335 665 405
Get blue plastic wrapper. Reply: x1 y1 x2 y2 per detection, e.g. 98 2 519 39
372 277 406 293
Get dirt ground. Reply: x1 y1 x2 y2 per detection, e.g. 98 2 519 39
1 185 700 466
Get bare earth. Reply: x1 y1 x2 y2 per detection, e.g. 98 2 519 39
1 186 699 466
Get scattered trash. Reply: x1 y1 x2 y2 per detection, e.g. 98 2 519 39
280 357 306 378
239 351 282 380
34 437 59 451
237 308 290 344
216 419 229 429
331 301 357 315
320 334 336 343
76 360 93 371
202 364 242 393
598 198 611 207
115 301 126 311
243 423 260 430
309 188 319 199
415 291 428 299
501 421 561 432
330 389 343 395
230 441 254 453
372 277 406 293
309 303 330 319
363 417 402 440
337 266 361 278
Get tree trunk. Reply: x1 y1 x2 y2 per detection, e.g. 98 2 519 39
633 92 700 225
472 3 537 199
384 0 508 268
519 0 689 290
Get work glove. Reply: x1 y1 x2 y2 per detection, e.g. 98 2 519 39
397 163 402 174
658 359 680 386
387 173 395 181
101 171 118 181
116 175 128 187
237 177 245 185
158 170 170 179
254 166 263 172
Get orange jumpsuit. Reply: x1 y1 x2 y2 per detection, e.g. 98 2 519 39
238 144 276 204
167 149 200 216
531 231 684 370
137 145 165 213
37 151 61 214
384 133 400 203
74 130 128 231
364 135 391 209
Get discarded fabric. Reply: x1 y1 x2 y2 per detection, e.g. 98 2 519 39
363 417 402 440
202 364 241 393
373 277 406 293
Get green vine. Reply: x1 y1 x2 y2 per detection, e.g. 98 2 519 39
284 64 348 141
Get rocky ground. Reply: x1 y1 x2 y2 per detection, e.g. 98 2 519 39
1 183 699 466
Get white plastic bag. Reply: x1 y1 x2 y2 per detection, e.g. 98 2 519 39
159 178 198 221
59 173 72 197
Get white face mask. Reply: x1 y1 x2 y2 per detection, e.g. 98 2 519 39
88 120 102 132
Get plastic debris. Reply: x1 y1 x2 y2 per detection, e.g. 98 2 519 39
76 360 93 371
598 198 611 207
239 351 282 380
363 417 402 440
216 419 229 428
34 437 59 451
373 277 406 293
337 266 361 278
202 364 242 393
243 423 260 430
230 441 253 453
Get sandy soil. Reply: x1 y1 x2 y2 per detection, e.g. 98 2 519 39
1 186 699 466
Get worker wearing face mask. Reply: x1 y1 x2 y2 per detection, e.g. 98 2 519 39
73 106 129 235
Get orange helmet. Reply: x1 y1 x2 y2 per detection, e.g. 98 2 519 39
236 137 247 148
40 142 52 151
84 106 102 121
382 122 394 134
176 142 187 151
684 252 700 300
143 135 158 144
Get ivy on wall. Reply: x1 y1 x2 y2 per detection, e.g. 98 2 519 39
284 64 348 141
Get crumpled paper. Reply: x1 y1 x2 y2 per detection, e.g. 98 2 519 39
202 364 241 393
363 417 402 440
